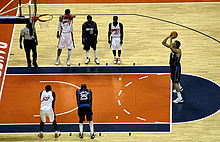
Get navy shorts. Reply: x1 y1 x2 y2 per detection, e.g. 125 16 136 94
78 107 93 122
170 65 181 83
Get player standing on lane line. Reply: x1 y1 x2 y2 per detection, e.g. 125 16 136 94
108 16 124 64
76 84 95 139
56 9 76 66
38 85 61 138
82 15 100 65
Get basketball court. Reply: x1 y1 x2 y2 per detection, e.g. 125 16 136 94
0 0 220 141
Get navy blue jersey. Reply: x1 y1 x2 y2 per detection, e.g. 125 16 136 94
169 49 181 67
82 21 97 38
76 89 92 108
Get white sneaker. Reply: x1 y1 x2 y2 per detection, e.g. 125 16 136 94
114 58 117 64
173 97 184 104
173 88 183 93
38 131 43 138
55 131 61 138
67 60 71 66
94 58 100 65
117 58 121 64
85 58 90 64
55 58 60 65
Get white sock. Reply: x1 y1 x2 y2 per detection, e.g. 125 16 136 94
89 121 94 134
86 50 89 59
67 49 72 61
94 50 97 59
178 83 182 89
177 92 182 99
79 123 83 134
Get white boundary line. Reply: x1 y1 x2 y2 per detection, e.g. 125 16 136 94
0 122 170 125
0 6 18 102
125 82 132 87
35 2 220 6
172 73 220 124
0 0 15 13
6 73 170 75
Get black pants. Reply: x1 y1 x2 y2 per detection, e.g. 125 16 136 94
24 39 37 67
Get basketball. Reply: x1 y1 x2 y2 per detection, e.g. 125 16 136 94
171 31 178 38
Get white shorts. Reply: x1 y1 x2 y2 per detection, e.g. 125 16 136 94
111 38 122 50
40 108 55 122
58 32 75 49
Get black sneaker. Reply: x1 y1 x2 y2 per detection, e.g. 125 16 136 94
79 133 83 138
33 63 38 68
91 133 95 139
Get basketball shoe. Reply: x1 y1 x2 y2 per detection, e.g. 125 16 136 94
85 58 90 64
117 58 121 64
173 97 184 104
38 131 43 138
91 133 96 139
55 131 61 138
79 133 83 138
94 58 100 65
67 60 71 66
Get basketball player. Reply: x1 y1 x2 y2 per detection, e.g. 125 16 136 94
76 84 95 139
38 85 61 138
108 16 123 64
56 9 76 66
82 15 100 65
20 22 38 68
162 34 184 104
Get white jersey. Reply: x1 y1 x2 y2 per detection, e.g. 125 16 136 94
111 22 120 38
61 16 73 33
40 91 54 111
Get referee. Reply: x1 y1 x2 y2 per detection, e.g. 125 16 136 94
20 22 38 67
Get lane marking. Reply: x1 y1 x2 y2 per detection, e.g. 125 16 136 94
136 117 146 121
118 90 122 96
139 76 148 80
125 82 132 87
118 100 121 106
123 109 131 115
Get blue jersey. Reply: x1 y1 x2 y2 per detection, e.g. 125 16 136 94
77 89 92 108
169 49 181 67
